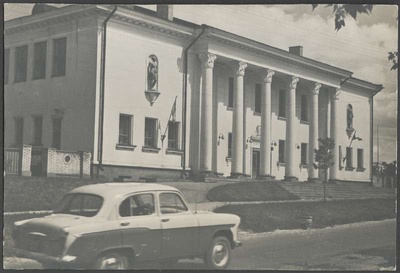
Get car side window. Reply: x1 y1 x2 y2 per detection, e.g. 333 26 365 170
159 192 188 214
119 193 155 217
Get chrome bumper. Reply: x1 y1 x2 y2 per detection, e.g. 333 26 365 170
233 240 242 247
11 248 76 266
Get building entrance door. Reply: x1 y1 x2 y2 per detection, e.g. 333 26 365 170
252 149 260 178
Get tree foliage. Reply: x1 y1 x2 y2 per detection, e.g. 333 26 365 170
312 4 397 70
313 138 335 174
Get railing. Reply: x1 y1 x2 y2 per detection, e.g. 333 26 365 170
4 148 21 175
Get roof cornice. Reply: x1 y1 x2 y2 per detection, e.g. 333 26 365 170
343 77 384 94
5 5 98 34
204 26 353 80
98 5 194 40
5 5 195 41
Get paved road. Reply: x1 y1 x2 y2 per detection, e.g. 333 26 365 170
4 220 395 270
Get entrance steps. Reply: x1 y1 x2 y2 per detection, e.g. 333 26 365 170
278 181 395 200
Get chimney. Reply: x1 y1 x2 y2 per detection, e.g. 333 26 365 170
157 5 173 21
289 46 303 56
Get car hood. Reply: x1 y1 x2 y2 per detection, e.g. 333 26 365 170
195 211 240 227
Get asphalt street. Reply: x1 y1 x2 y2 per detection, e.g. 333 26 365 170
3 219 396 270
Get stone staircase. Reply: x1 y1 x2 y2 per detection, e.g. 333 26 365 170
278 181 396 200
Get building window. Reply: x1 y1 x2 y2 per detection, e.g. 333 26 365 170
52 37 67 77
52 118 62 149
144 117 158 148
279 140 285 163
32 116 43 146
168 121 180 150
14 45 28 82
300 94 308 122
339 145 343 169
347 104 354 129
119 114 133 146
357 149 364 169
146 55 158 91
14 117 24 146
301 143 308 165
278 89 286 118
5 48 10 84
228 77 234 108
227 132 232 158
33 41 47 80
346 147 353 169
255 83 261 114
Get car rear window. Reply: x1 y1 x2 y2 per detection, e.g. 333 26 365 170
53 193 103 217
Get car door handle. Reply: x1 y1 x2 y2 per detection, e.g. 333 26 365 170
161 218 170 222
120 222 130 226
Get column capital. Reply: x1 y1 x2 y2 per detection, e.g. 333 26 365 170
331 88 341 100
198 53 217 69
313 83 322 95
235 61 247 76
288 76 299 90
263 69 275 83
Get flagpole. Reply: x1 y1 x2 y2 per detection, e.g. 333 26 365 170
161 96 178 143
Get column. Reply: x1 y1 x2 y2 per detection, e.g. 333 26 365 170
329 88 340 181
231 61 247 177
198 53 217 174
285 76 299 181
308 83 321 182
260 69 275 178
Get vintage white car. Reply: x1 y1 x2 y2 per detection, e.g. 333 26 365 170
12 183 241 269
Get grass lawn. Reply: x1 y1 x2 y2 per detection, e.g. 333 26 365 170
215 198 396 233
207 181 300 202
4 176 108 212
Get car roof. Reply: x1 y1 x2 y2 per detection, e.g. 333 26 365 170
69 182 180 198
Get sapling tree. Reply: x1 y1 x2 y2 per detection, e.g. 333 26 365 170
313 138 335 202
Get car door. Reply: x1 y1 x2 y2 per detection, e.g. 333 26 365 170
158 191 198 259
118 192 162 261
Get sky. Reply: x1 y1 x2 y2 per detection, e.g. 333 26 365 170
4 4 398 163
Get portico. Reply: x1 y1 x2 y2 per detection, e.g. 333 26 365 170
196 47 344 182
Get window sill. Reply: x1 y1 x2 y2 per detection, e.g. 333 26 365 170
277 116 286 121
14 79 27 84
226 157 232 162
345 166 355 171
32 77 45 81
278 162 285 167
142 146 161 153
253 112 261 116
356 167 366 172
166 149 183 155
226 106 233 111
116 144 137 151
300 120 309 125
51 74 66 78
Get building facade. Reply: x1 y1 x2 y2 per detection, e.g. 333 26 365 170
4 4 382 182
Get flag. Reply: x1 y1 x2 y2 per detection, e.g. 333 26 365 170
170 97 177 122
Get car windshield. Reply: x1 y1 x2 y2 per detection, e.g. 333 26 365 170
53 193 103 217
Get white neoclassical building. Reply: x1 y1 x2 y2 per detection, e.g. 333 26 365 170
4 4 383 183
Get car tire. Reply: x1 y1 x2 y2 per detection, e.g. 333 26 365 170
205 236 231 270
94 251 129 270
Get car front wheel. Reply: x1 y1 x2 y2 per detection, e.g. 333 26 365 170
94 251 129 270
206 236 231 269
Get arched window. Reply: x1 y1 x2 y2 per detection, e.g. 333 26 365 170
347 104 354 129
146 55 158 91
